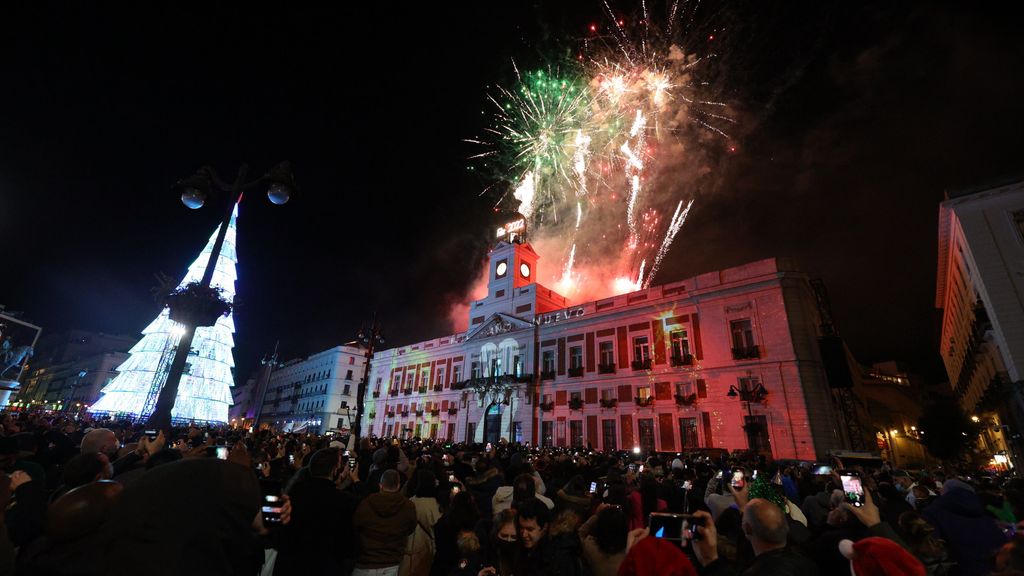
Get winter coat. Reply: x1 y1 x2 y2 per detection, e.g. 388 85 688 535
400 496 442 576
274 476 357 576
922 487 1006 576
354 490 417 569
627 490 666 530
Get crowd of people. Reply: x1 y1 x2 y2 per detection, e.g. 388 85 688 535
1 409 1024 575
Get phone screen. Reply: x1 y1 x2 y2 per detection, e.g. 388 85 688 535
589 481 598 494
840 473 865 507
649 513 694 548
812 464 833 476
262 494 283 524
288 454 295 464
731 470 745 489
486 442 493 452
449 474 457 483
215 446 229 460
144 429 158 441
683 480 693 491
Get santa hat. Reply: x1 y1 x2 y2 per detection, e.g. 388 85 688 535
839 537 925 576
617 536 697 576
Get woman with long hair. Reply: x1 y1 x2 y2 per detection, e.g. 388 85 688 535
627 472 666 530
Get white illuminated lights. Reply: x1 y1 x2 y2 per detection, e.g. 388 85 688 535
520 263 531 278
496 262 507 277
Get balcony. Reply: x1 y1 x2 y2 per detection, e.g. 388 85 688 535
600 398 618 409
372 391 380 398
448 407 458 415
634 396 653 407
430 409 440 417
415 410 424 417
568 366 584 378
432 384 443 392
400 411 409 418
418 387 427 394
631 359 652 371
403 388 412 396
541 370 556 381
540 401 555 412
568 398 584 410
386 411 395 418
670 354 695 367
450 380 467 391
368 412 376 419
598 363 616 374
675 393 698 406
732 346 760 360
389 390 398 397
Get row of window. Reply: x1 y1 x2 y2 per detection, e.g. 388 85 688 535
375 318 758 394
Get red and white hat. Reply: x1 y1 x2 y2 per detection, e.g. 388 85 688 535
839 537 925 576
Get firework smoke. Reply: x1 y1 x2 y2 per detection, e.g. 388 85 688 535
471 0 734 305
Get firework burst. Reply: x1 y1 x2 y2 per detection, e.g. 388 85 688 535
472 0 734 302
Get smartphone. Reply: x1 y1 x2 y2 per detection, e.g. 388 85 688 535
589 481 598 494
144 429 158 441
288 454 295 464
731 469 745 489
683 480 693 491
812 464 833 476
449 474 457 483
261 482 284 525
216 446 229 460
715 470 723 479
649 513 702 548
486 442 493 452
639 465 645 473
840 471 865 507
451 485 461 495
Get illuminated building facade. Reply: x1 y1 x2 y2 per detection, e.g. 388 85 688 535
361 233 848 460
257 345 367 434
937 178 1024 466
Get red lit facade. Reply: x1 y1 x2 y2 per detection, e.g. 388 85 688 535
361 241 843 460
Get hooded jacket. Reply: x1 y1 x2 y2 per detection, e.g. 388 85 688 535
922 487 1005 576
492 485 554 516
354 490 417 568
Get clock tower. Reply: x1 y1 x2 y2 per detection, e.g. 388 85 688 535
466 238 567 329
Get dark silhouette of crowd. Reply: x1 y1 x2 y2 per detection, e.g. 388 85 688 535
1 410 1024 576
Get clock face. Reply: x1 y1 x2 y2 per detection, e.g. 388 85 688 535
496 261 508 277
520 262 531 278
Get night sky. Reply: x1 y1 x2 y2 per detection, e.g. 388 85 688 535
3 1 1022 384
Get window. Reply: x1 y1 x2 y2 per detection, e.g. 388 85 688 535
670 329 690 359
512 422 523 443
421 370 429 386
467 423 476 443
436 367 445 386
638 418 655 451
471 361 481 379
601 388 615 401
675 382 693 397
343 384 351 395
637 386 652 401
556 420 566 447
512 355 521 377
730 319 755 350
679 417 699 449
491 358 501 377
393 375 401 391
345 370 353 381
542 350 555 374
542 421 553 447
633 336 650 362
452 365 462 383
569 346 583 369
570 391 582 403
570 421 584 448
599 341 615 366
602 420 617 450
348 356 355 365
542 393 552 405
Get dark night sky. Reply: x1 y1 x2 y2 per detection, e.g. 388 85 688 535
2 1 1022 384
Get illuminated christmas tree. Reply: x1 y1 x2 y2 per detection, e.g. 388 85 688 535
90 205 238 423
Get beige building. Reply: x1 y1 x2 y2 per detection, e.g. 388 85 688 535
936 178 1024 468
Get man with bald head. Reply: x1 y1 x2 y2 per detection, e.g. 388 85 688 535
80 428 160 478
691 498 818 575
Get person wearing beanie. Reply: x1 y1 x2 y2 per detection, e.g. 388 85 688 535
922 478 1005 576
839 536 925 576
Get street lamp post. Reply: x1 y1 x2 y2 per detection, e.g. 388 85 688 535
727 379 768 452
351 315 384 443
146 162 297 432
